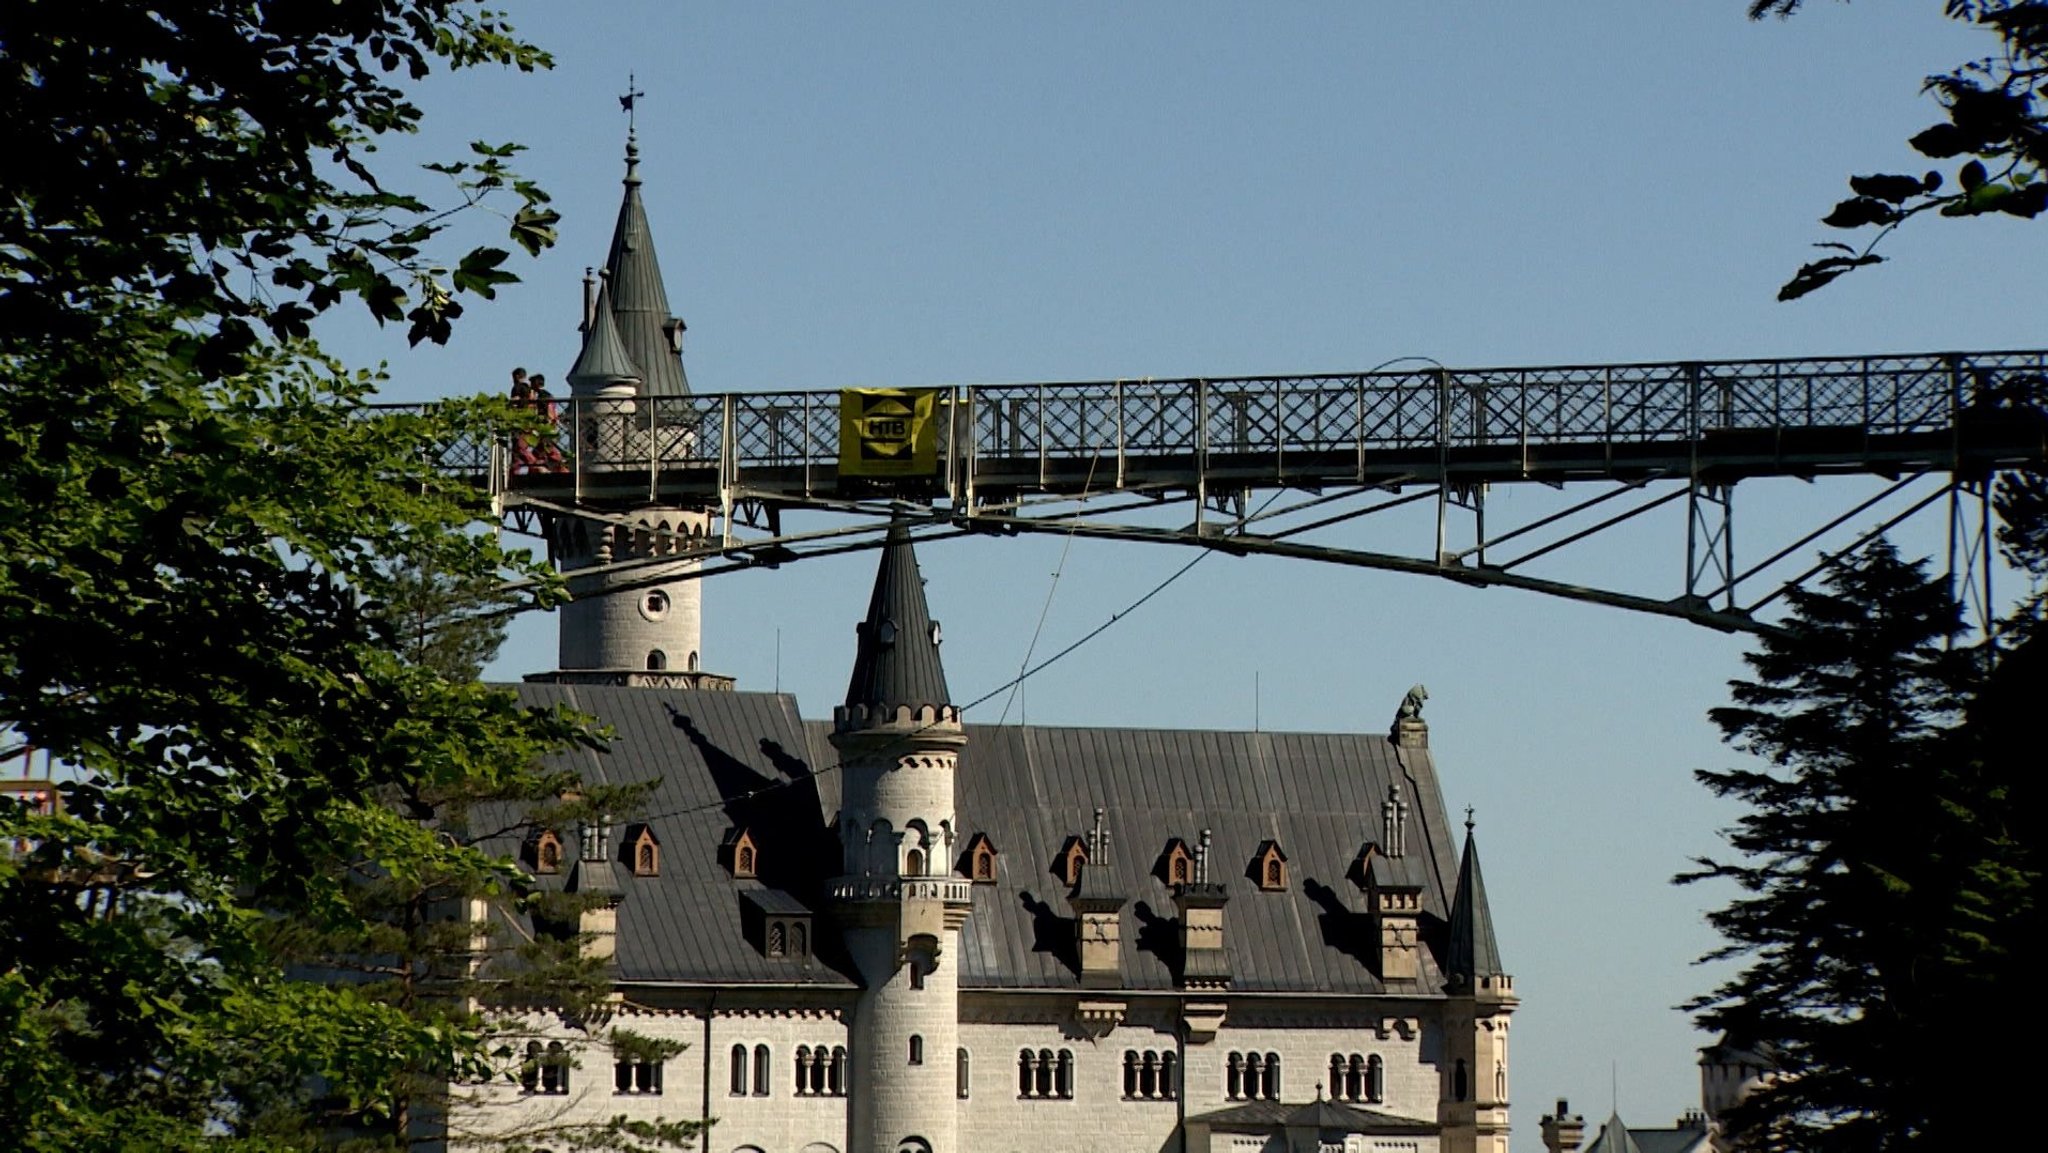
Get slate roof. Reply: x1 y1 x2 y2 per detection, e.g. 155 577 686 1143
1586 1112 1712 1153
1445 823 1506 982
1191 1098 1435 1134
486 688 1475 995
841 522 950 718
599 135 690 398
493 684 850 987
566 281 641 394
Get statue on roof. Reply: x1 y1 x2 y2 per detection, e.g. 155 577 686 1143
1399 683 1428 719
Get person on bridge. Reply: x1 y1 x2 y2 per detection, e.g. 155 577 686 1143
508 367 540 474
528 374 568 472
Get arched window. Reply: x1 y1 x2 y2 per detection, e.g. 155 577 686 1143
957 1048 971 1099
688 650 700 671
909 1035 924 1065
1055 1050 1074 1099
1348 1054 1365 1102
1170 856 1190 884
1368 1053 1385 1103
1244 1052 1264 1100
730 1044 748 1096
1140 1051 1159 1098
1227 1051 1243 1100
637 841 656 874
1123 1050 1139 1098
1265 857 1282 887
904 847 925 876
830 1046 847 1096
1161 1052 1178 1101
767 921 786 957
1019 1049 1035 1097
753 1044 770 1097
1454 1058 1469 1102
1496 1060 1506 1100
1035 1048 1054 1098
737 844 756 876
646 649 667 671
809 1047 828 1096
1264 1052 1280 1100
522 1040 542 1093
795 1046 812 1096
1330 1054 1346 1100
791 921 808 957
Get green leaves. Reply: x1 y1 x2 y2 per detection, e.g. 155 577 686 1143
1769 2 2048 300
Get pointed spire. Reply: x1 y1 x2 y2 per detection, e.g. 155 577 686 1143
1446 812 1506 984
843 521 950 719
601 123 691 397
1590 1111 1645 1153
566 280 642 396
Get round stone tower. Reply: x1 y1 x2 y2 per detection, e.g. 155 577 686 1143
829 523 972 1153
538 132 729 690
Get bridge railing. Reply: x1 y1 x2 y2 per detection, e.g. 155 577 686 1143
378 350 2045 490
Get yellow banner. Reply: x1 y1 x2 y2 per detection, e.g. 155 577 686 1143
839 388 938 477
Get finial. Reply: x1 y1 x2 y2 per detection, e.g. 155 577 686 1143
1316 1081 1325 1102
619 73 646 182
1195 828 1213 884
1465 805 1476 834
1090 807 1108 864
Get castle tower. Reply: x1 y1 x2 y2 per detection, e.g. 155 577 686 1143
828 523 972 1153
538 130 730 689
1440 813 1517 1153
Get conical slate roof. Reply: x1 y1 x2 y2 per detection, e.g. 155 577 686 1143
602 134 690 398
566 281 641 395
843 522 950 715
1586 1111 1646 1153
1445 817 1506 981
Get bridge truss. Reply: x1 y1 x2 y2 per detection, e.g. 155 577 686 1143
401 349 2048 636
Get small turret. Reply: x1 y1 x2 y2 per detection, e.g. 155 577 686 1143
566 280 640 398
1446 811 1509 993
1440 811 1516 1153
835 521 956 734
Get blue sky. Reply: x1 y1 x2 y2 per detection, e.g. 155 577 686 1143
328 4 2042 1140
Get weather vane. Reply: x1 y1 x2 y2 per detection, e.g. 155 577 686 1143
619 73 645 136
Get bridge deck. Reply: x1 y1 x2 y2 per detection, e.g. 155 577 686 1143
399 350 2048 505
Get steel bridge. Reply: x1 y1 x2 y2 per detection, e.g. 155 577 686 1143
401 349 2048 635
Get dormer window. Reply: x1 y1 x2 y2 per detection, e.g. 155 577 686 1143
724 828 760 879
532 829 564 875
1161 838 1194 886
626 824 661 877
1252 840 1288 891
1056 836 1089 888
965 833 998 883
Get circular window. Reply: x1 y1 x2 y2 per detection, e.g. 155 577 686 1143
640 589 670 620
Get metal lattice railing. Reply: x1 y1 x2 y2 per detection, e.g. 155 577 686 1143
377 349 2048 496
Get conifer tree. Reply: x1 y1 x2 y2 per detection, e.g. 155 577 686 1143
1680 541 1989 1150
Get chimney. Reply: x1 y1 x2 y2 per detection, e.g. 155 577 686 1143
1173 829 1232 990
1540 1099 1586 1153
1069 808 1126 989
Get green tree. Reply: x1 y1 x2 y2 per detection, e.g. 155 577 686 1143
0 3 697 1149
375 558 522 681
1753 1 2048 299
1679 542 2000 1150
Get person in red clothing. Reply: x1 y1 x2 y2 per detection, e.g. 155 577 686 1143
528 374 568 472
508 367 539 473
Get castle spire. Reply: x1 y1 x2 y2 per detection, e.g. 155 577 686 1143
841 521 950 721
565 280 641 396
601 114 691 397
1446 813 1506 985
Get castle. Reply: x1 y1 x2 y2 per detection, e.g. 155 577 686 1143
463 133 1515 1153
